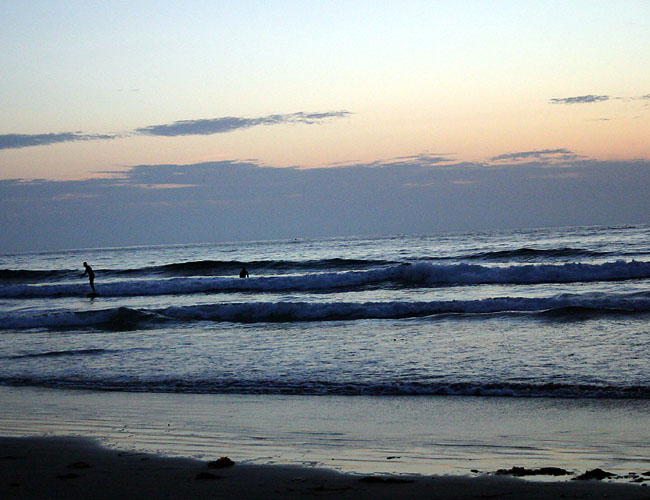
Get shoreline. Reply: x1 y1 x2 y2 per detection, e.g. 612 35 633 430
1 386 649 478
2 436 649 500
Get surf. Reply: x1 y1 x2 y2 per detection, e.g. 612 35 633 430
2 291 649 329
2 260 649 298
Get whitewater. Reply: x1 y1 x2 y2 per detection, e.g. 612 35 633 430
1 224 649 399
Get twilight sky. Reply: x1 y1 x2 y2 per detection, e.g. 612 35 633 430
1 1 649 251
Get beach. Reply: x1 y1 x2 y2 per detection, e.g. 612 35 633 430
2 435 650 500
1 226 649 497
1 386 649 499
3 0 650 493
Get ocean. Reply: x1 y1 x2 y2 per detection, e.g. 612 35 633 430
1 224 649 475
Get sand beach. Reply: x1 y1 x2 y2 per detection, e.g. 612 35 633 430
1 386 649 499
2 435 650 500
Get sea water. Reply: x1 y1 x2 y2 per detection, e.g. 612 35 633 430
1 224 649 474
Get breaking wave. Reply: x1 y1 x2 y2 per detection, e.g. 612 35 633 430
0 269 74 282
0 258 394 283
460 247 612 260
0 307 162 330
2 260 649 298
151 257 392 275
1 292 648 329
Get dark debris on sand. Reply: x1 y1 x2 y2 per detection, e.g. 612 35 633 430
495 466 572 477
573 468 617 481
207 456 235 469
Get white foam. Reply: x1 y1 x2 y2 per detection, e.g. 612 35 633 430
1 260 649 298
2 292 648 329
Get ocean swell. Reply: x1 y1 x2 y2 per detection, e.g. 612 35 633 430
0 376 648 398
1 292 648 329
1 260 649 298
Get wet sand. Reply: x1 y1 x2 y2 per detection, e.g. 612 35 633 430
2 387 649 477
2 436 649 500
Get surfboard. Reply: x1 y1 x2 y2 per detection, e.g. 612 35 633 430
86 292 99 298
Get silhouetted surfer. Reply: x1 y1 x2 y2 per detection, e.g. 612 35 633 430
239 267 249 278
81 262 96 293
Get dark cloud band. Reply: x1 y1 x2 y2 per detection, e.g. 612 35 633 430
135 111 351 137
2 157 648 252
0 133 116 150
0 111 352 150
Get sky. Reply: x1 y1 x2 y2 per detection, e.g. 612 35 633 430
1 1 649 252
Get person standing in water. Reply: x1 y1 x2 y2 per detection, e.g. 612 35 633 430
81 262 96 293
239 267 249 278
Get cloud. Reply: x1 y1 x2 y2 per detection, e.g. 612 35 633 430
330 153 454 169
375 153 455 168
549 95 610 104
0 111 352 150
0 132 118 150
135 111 351 136
490 149 581 162
548 93 650 105
3 157 649 252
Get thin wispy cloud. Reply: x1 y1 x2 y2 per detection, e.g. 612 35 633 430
0 132 118 150
376 153 454 168
549 95 610 105
549 94 650 105
135 111 351 136
490 149 581 163
0 111 352 150
329 153 454 169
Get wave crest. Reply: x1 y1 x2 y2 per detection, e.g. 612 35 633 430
2 260 649 298
2 292 648 329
